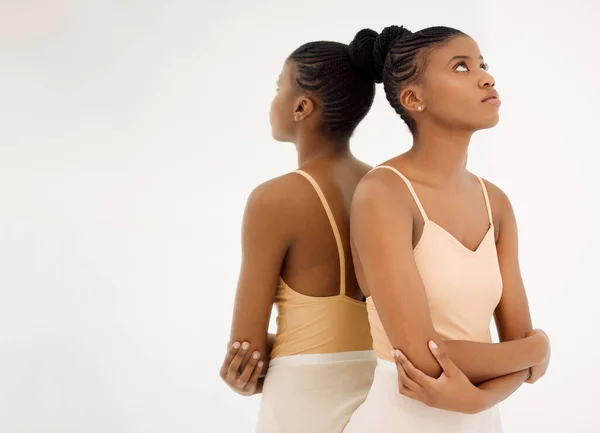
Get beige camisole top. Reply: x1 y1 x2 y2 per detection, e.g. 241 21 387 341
270 170 373 359
366 166 503 362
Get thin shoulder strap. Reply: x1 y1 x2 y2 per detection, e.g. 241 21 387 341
475 176 493 225
294 170 346 296
371 166 429 221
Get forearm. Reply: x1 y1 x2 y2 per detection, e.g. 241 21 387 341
477 369 530 410
443 334 546 384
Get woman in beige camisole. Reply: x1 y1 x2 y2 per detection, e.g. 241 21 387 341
343 26 552 432
219 32 386 433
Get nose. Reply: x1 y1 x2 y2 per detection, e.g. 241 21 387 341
479 71 495 88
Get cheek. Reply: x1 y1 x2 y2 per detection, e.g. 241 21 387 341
270 95 283 126
269 94 293 140
427 78 480 120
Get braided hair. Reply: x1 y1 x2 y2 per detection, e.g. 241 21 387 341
358 25 465 134
287 30 379 140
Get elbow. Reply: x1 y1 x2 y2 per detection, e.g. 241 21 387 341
393 335 444 380
395 345 443 380
411 357 443 379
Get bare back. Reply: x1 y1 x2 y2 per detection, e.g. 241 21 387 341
280 155 371 300
228 153 371 364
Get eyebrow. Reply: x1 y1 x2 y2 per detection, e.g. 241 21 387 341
449 55 484 64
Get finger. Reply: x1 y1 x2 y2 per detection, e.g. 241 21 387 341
428 340 456 377
395 349 435 388
527 364 547 384
527 371 541 384
238 342 255 372
398 383 422 402
224 341 241 365
228 341 250 379
526 373 538 384
238 351 261 386
393 350 424 392
525 368 534 384
220 341 241 378
255 377 265 394
244 359 264 393
393 351 421 391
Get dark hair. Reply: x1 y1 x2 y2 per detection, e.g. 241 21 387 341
287 30 380 140
363 25 465 134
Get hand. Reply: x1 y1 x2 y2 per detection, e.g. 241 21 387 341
526 329 550 384
219 341 264 396
393 341 489 414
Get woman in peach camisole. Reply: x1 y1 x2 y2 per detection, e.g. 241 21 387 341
343 25 551 432
219 32 384 433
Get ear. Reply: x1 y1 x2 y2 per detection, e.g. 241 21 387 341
399 86 425 113
293 96 315 122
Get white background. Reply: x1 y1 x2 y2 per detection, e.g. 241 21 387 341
0 0 598 432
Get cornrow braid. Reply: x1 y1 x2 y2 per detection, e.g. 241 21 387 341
288 32 378 140
372 25 464 134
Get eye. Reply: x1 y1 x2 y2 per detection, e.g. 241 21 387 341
455 61 469 72
481 62 489 71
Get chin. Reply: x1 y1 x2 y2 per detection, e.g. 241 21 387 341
271 130 290 143
473 113 500 131
271 131 284 142
486 114 500 129
271 125 295 143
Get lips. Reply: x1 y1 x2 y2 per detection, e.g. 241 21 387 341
482 89 500 105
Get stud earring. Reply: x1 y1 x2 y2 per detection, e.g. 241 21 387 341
417 106 423 111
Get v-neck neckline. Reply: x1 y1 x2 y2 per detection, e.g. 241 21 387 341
426 220 493 254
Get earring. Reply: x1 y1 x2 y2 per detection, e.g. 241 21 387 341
417 106 423 111
294 115 301 121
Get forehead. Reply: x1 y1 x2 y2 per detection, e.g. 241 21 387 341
278 60 295 84
425 35 482 67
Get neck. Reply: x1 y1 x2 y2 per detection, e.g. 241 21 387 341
295 131 351 168
407 121 473 186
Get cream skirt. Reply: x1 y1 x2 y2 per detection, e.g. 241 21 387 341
344 360 502 433
255 350 377 433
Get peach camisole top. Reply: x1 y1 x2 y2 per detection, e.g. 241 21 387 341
270 170 373 359
366 166 503 362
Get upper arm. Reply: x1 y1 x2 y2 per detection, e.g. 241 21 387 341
489 183 533 341
228 181 291 359
350 174 442 377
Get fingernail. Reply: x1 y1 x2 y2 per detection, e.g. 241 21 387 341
241 342 249 350
428 340 438 350
258 361 264 368
232 342 240 349
395 349 406 360
252 351 260 359
390 349 396 359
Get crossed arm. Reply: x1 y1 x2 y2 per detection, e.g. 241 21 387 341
220 181 292 395
220 173 550 403
350 172 550 410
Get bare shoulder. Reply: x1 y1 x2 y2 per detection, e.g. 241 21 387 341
478 179 519 243
245 171 319 221
352 166 414 214
479 178 514 219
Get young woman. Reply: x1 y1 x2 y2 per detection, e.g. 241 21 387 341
220 32 383 433
343 25 551 432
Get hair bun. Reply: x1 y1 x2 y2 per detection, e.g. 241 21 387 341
373 25 412 82
348 28 380 83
